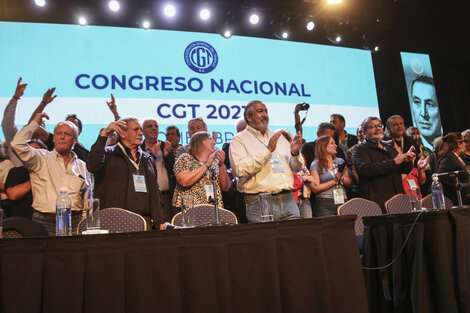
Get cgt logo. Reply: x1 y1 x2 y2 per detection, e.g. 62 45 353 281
184 41 218 74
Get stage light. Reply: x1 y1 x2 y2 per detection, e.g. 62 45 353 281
306 21 315 31
327 0 342 4
200 8 210 21
78 17 87 26
272 16 290 40
142 20 150 29
223 30 232 38
108 0 120 12
164 4 176 17
335 35 342 42
249 14 259 25
374 46 379 52
34 0 46 7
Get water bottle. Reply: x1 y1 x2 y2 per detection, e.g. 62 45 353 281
431 174 446 210
56 187 72 236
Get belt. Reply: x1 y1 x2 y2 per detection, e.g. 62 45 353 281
245 190 291 196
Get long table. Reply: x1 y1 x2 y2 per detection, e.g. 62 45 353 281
0 216 368 313
362 208 470 313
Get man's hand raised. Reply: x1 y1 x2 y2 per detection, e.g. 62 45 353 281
14 77 27 100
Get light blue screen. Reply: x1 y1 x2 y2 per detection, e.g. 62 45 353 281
0 22 379 148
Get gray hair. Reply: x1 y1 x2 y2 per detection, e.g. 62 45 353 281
54 121 79 139
243 100 263 124
360 116 382 134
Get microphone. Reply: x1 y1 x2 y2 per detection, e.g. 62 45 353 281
433 170 467 177
160 222 183 230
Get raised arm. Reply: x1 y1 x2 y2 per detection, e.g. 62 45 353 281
10 113 50 172
106 94 121 121
29 87 57 143
2 77 27 142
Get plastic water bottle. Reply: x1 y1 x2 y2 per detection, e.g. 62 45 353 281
431 174 446 210
56 187 72 236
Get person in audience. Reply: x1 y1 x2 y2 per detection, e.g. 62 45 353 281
172 131 230 211
301 122 338 169
229 100 304 222
461 129 470 170
175 117 209 159
352 116 414 210
384 115 419 154
11 113 90 235
3 140 46 219
2 77 28 166
87 117 169 228
410 75 442 148
166 126 182 153
347 125 366 198
28 87 89 162
407 126 435 195
221 118 248 223
0 140 15 212
141 117 176 217
330 114 358 157
292 167 315 218
436 132 470 205
310 135 352 216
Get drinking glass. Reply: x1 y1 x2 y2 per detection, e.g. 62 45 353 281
181 195 194 227
86 198 100 230
259 193 274 222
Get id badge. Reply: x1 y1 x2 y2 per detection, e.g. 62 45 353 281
204 184 214 202
333 187 345 205
270 155 285 173
407 179 418 190
133 174 147 193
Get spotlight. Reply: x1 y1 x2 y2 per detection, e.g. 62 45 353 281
374 46 379 52
34 0 46 7
223 30 232 38
327 0 342 4
218 10 235 39
272 16 290 40
249 14 259 25
200 8 210 21
164 4 176 17
142 20 150 29
108 0 120 12
78 17 87 26
306 21 315 31
327 32 342 44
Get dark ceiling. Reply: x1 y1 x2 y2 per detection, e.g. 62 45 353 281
1 0 468 54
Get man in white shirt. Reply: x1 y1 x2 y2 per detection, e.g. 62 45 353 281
11 113 90 235
229 100 304 222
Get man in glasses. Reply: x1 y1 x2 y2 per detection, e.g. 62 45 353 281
352 116 415 210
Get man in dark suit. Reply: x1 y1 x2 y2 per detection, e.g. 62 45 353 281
330 114 358 158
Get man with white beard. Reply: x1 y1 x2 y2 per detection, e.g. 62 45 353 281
352 116 415 210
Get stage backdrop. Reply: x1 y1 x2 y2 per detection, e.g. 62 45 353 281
0 21 379 149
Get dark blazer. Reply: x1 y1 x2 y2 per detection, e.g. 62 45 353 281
87 136 170 226
334 132 358 150
141 140 176 193
437 152 470 205
352 139 413 210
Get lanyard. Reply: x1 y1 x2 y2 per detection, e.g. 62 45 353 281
117 143 141 171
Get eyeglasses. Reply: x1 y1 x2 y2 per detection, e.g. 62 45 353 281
367 124 383 130
457 140 465 144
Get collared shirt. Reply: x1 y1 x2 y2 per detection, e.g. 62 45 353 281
11 121 90 213
338 131 350 157
229 125 304 194
0 159 14 200
143 141 169 191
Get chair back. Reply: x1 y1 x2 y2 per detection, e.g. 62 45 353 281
171 204 238 227
77 208 147 234
2 230 23 238
337 198 383 236
385 194 413 214
421 194 454 210
2 217 49 237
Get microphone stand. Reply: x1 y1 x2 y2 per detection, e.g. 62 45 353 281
438 171 470 209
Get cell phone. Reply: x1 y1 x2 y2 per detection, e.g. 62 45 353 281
337 162 346 173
